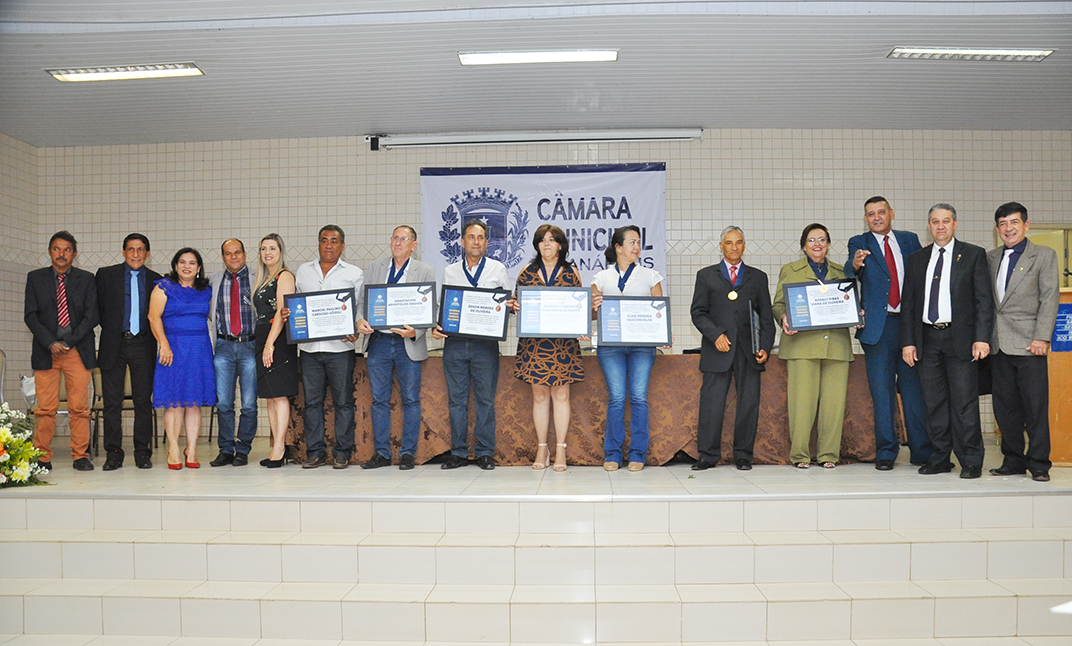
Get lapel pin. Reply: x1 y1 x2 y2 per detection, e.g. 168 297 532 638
957 254 962 262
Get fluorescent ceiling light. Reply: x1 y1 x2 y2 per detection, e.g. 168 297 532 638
887 47 1054 62
46 62 204 82
368 129 702 150
459 50 618 66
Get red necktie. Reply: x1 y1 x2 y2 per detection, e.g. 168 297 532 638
884 236 900 309
57 273 70 328
230 273 241 336
729 265 738 286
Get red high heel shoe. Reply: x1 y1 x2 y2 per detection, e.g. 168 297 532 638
167 455 183 470
184 448 200 469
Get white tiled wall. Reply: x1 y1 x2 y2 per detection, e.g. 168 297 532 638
2 129 1071 433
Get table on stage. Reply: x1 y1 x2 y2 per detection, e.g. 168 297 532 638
285 354 881 466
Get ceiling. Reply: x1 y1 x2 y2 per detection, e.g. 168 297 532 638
1 0 1070 147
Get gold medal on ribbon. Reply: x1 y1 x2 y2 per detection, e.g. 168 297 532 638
728 291 739 301
819 285 829 294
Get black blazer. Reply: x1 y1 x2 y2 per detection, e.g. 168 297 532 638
900 241 994 362
24 266 99 371
690 262 775 373
95 263 162 370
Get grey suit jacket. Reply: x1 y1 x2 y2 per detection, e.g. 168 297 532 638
358 256 435 362
987 239 1060 355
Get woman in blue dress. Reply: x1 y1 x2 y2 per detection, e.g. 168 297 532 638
148 248 217 469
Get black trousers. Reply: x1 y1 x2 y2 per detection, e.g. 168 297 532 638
101 334 156 459
992 351 1051 473
697 345 761 463
919 326 984 468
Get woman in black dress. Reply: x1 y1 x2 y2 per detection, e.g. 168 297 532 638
253 233 299 467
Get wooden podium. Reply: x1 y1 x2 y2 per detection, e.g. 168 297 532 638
1050 288 1072 466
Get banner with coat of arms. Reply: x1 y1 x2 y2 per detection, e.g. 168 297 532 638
420 163 667 289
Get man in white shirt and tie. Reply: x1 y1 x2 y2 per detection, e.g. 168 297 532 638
986 202 1059 482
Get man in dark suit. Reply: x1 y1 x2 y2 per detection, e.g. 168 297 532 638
846 197 932 470
986 202 1060 482
901 204 994 479
24 231 99 471
96 233 162 470
690 225 775 470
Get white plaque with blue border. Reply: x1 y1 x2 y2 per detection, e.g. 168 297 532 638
782 279 862 332
517 286 591 338
284 288 357 344
364 283 437 331
597 296 671 347
439 285 511 341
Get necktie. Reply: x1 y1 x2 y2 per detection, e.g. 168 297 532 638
729 265 738 286
129 271 140 335
230 273 241 336
927 247 945 324
884 236 900 309
997 248 1014 302
57 273 70 328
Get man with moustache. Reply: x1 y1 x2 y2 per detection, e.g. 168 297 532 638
901 204 993 479
846 197 932 470
294 225 364 469
25 231 99 471
356 226 435 470
96 233 163 470
690 225 774 471
986 202 1059 482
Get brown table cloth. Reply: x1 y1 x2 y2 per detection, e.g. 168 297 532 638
285 354 883 466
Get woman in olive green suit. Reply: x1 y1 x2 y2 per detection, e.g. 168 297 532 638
772 223 854 468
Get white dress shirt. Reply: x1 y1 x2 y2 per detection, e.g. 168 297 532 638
922 238 955 325
442 256 510 290
591 264 664 296
872 231 905 313
294 258 364 353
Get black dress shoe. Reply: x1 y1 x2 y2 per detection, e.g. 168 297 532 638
735 459 752 471
960 465 982 479
134 455 152 469
989 465 1026 476
441 454 468 470
72 457 95 471
209 452 234 467
476 455 496 470
399 454 415 470
361 453 392 469
37 461 52 472
333 455 350 469
302 454 328 469
102 454 123 471
232 453 248 467
1031 471 1050 482
691 459 713 471
875 460 894 471
918 461 953 475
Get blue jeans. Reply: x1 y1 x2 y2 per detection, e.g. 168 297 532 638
367 333 423 458
300 351 356 460
442 337 499 458
597 345 656 464
214 338 258 456
861 315 932 464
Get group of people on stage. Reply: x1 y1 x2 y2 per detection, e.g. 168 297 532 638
25 197 1059 480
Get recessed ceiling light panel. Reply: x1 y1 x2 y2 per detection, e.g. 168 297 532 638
887 47 1054 62
459 50 618 66
46 62 204 82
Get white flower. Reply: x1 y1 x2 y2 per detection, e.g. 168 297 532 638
0 453 9 463
11 463 30 482
0 473 6 484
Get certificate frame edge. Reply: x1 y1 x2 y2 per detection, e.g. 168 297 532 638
363 282 438 331
283 288 358 345
437 284 511 342
782 279 863 333
596 295 672 347
516 286 592 339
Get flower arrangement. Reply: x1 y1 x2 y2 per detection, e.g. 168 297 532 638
0 402 48 487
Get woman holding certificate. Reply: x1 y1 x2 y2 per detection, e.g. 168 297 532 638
772 223 854 469
253 234 299 468
591 225 664 472
515 225 585 472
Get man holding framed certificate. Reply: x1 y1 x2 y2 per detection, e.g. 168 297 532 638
432 220 516 470
355 225 436 471
292 225 363 469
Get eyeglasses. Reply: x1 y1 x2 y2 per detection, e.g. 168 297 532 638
806 237 829 245
391 236 413 243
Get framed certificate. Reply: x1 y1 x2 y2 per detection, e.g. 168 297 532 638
285 288 357 344
597 296 672 347
782 279 863 332
364 283 437 331
517 287 591 338
439 285 511 341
